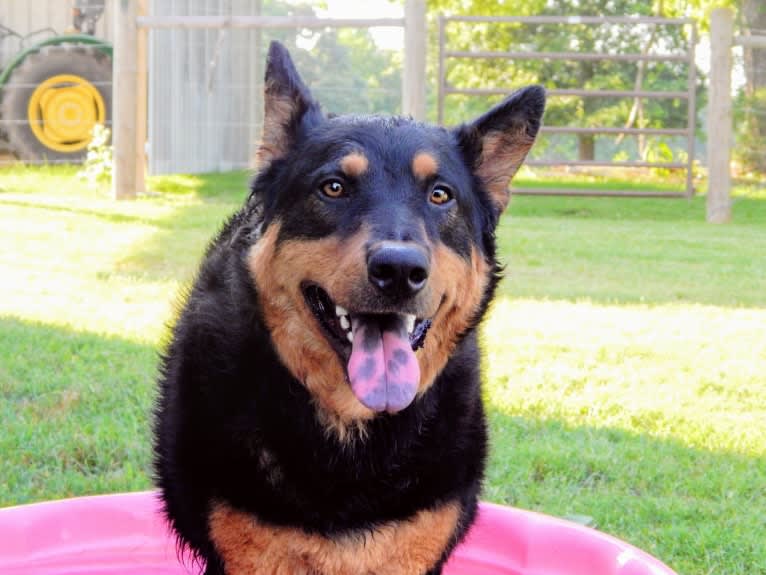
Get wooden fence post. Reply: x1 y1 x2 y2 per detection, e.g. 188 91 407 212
112 0 138 200
707 7 733 223
403 0 427 121
135 0 148 195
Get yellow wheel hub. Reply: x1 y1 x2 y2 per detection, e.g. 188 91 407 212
28 74 106 153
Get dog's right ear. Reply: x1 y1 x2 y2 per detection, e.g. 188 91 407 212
455 86 545 216
256 41 322 169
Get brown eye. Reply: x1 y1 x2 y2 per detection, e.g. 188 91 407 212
320 179 345 198
430 185 453 205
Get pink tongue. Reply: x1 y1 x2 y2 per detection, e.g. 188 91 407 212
347 315 420 413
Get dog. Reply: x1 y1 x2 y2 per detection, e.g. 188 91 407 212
153 41 544 575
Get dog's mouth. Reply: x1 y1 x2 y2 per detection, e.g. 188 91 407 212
302 284 432 413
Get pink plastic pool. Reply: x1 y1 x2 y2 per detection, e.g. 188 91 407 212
0 491 676 575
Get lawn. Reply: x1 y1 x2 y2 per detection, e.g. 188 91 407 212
1 166 764 575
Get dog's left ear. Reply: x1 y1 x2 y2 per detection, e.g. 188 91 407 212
256 41 323 168
455 86 546 215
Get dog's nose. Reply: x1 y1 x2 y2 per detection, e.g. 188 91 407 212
368 242 430 298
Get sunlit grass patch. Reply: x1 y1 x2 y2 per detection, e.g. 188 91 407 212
0 170 249 343
480 296 766 575
482 298 766 456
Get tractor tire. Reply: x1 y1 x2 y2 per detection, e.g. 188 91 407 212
1 46 112 163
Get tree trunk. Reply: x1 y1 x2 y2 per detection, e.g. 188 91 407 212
578 135 595 161
578 61 596 161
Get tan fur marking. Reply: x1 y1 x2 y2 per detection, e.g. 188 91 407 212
255 83 297 169
340 152 369 178
411 152 439 180
416 245 489 393
248 223 375 435
249 223 490 435
477 130 536 213
209 501 461 575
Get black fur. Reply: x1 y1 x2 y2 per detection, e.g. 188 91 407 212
154 41 544 575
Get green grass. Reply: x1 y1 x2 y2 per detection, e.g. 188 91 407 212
1 166 764 574
500 195 766 306
0 317 155 499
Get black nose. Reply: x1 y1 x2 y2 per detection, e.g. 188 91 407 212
368 242 430 298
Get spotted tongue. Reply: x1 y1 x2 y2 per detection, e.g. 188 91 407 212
347 314 420 413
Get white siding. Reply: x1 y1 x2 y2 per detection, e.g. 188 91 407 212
147 0 262 174
0 1 114 68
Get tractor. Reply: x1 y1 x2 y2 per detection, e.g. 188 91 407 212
0 0 112 162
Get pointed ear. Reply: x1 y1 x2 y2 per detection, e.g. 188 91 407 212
256 41 322 168
455 86 545 214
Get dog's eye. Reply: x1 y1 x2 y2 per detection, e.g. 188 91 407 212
320 179 345 199
429 185 453 206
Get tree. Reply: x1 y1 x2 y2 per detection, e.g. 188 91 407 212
292 29 402 116
257 1 402 117
428 0 721 163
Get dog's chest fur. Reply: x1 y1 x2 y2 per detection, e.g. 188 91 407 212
209 501 460 575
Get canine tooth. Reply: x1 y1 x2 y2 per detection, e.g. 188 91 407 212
405 314 416 334
339 316 350 330
336 305 348 317
347 331 354 343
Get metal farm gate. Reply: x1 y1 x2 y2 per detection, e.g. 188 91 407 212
437 16 698 198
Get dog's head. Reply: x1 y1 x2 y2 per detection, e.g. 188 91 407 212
247 42 544 429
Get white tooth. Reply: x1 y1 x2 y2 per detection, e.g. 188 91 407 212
405 314 416 334
340 316 350 330
347 331 354 343
336 305 348 317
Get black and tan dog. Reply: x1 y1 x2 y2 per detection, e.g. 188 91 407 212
154 41 544 575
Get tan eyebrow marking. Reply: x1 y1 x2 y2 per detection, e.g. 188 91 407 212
340 152 369 178
412 152 439 180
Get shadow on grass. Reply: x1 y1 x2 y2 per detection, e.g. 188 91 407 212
0 198 161 226
0 171 250 229
485 407 765 575
499 195 766 308
110 172 251 282
148 170 251 201
0 316 157 506
507 192 766 225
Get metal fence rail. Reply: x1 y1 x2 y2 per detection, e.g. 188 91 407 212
136 16 405 29
437 15 698 198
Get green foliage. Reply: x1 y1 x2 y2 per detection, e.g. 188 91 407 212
76 124 113 189
293 29 402 115
428 0 703 163
733 87 766 174
258 0 401 115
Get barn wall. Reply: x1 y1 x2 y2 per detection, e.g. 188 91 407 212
147 0 261 174
0 0 114 68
